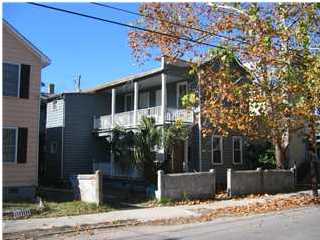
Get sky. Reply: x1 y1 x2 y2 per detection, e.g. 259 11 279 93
3 2 159 93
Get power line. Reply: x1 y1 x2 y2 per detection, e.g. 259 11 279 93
28 2 225 49
91 2 248 45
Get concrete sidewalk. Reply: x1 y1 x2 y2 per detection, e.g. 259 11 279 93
2 190 315 234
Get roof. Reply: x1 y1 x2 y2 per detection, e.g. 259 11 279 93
84 67 164 93
3 19 51 68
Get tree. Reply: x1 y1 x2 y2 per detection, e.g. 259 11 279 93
128 3 320 173
133 117 161 185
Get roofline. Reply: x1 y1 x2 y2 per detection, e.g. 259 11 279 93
3 19 51 68
84 67 164 93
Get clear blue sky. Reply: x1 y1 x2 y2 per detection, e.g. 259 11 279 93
3 3 159 93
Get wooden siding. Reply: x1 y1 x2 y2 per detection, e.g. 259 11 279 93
3 25 42 187
46 99 64 128
62 94 107 178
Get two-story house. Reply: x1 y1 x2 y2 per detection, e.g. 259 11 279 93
43 57 249 185
3 20 50 200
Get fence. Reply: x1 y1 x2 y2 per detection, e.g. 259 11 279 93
227 168 295 196
156 169 216 201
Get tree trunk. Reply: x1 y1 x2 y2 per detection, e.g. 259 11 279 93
308 123 319 197
275 143 286 169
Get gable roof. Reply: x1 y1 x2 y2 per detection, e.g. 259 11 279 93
3 19 51 67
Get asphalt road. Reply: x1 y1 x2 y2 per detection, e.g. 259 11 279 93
48 206 320 240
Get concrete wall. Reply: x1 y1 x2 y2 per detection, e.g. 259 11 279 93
227 168 295 196
156 169 215 200
71 171 103 205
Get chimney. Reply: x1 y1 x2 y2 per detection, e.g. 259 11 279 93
48 83 55 94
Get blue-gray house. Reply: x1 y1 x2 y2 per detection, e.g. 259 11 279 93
42 57 250 185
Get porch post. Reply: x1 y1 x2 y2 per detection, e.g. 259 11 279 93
161 73 167 124
111 88 116 128
111 88 116 176
133 81 138 126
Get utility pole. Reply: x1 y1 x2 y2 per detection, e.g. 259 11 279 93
74 74 81 92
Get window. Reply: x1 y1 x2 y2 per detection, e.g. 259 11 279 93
3 63 20 97
139 91 150 109
155 89 161 106
124 94 133 111
212 136 223 165
52 100 57 111
50 142 57 154
176 81 187 108
233 136 243 164
3 63 30 98
3 128 18 163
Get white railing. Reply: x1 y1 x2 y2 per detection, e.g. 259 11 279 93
136 106 162 125
93 107 193 130
114 111 135 127
93 115 112 130
166 108 194 123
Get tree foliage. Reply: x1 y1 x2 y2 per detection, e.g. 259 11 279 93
128 3 320 172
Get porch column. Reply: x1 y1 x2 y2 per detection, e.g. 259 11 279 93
111 88 116 176
161 72 167 124
133 81 139 126
111 88 116 128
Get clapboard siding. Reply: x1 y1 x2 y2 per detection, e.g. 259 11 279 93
62 94 107 178
3 23 43 187
200 134 248 185
46 99 64 128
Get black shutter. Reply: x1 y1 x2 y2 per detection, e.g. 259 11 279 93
17 128 28 164
19 64 31 99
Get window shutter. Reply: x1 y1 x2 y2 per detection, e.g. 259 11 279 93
17 128 28 163
19 64 31 99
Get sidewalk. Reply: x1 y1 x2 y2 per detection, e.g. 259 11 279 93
2 190 315 234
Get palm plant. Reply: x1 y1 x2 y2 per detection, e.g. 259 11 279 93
133 117 161 185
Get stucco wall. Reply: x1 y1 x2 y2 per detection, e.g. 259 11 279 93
227 168 295 196
156 170 216 200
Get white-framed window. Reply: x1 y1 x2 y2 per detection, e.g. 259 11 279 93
50 141 57 154
52 100 57 111
124 93 133 111
233 136 243 164
212 135 223 165
3 62 20 97
3 127 18 163
176 81 188 108
155 89 161 106
139 91 150 109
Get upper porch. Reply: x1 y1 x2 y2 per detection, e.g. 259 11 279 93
88 57 194 134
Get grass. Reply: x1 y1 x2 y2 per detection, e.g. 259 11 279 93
3 201 114 220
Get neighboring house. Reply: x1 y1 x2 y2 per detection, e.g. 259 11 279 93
41 92 107 183
2 20 50 200
43 57 250 184
288 125 320 183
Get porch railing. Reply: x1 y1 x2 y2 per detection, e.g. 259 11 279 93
93 106 193 131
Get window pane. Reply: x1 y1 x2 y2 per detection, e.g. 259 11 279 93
3 63 19 96
234 138 240 150
213 151 221 163
177 83 187 108
212 137 220 150
234 150 241 163
3 128 17 162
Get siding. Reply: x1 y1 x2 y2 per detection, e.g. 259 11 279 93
200 134 248 185
46 99 64 128
3 25 42 187
62 94 108 178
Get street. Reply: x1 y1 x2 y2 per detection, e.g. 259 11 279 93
46 206 320 240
